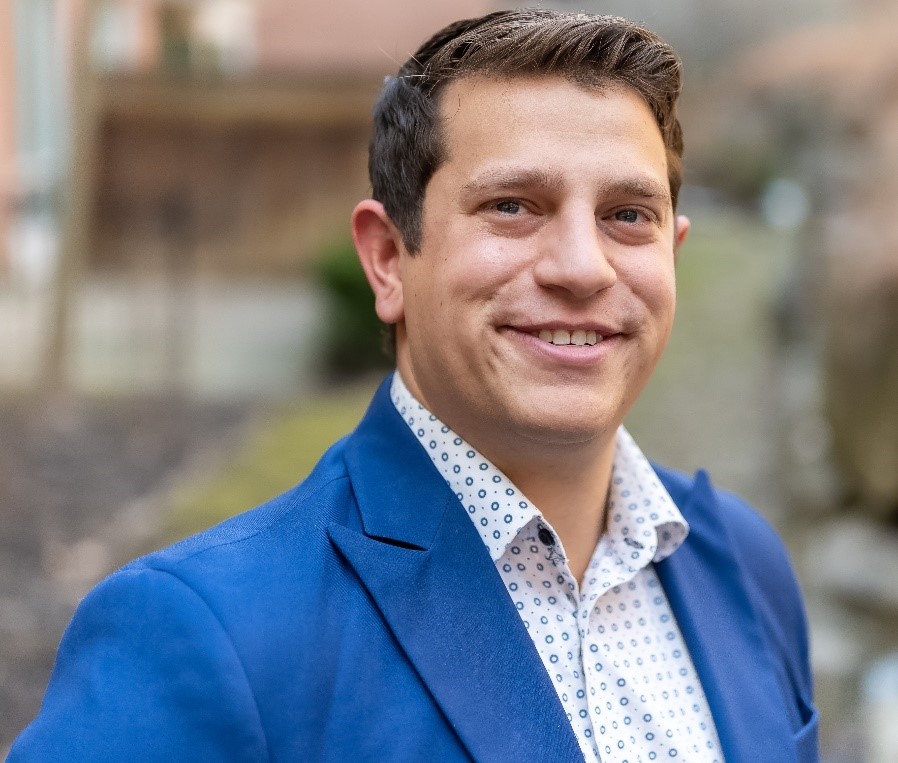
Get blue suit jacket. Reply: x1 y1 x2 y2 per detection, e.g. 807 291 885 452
11 377 818 761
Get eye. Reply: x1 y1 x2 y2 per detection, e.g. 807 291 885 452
614 209 641 223
494 200 522 215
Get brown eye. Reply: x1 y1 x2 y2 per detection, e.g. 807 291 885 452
495 200 521 214
615 209 640 223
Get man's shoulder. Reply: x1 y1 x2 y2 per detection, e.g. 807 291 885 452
653 463 790 560
8 434 372 760
654 462 807 639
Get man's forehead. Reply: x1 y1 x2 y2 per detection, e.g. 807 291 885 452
430 76 670 198
434 74 662 149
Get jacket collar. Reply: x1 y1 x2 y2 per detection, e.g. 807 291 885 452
329 376 583 761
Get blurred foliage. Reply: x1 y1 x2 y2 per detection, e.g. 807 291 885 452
163 379 378 542
160 5 192 74
688 93 828 208
693 136 780 206
312 239 392 379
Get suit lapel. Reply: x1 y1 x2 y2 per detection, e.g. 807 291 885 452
330 378 583 762
655 470 797 763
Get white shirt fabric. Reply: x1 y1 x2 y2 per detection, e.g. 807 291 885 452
390 372 724 763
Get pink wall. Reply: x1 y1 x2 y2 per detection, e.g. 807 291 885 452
59 1 499 77
130 0 162 70
256 0 496 75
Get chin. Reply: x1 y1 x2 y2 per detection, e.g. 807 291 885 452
510 402 619 449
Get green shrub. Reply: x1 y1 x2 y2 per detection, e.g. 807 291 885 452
312 239 392 379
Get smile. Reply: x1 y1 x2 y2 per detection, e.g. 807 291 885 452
532 329 602 346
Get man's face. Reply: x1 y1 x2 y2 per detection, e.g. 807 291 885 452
388 76 687 467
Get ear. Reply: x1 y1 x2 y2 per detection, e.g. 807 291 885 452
673 214 690 264
351 200 406 324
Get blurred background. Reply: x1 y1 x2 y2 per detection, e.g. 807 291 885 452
1 0 897 758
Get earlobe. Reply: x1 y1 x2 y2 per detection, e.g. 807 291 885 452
673 214 690 263
351 200 406 324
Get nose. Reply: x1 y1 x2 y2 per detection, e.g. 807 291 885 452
532 209 617 299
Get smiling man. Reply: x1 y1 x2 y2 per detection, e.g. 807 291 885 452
11 10 817 763
355 74 685 584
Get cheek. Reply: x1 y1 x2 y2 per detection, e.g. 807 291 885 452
402 265 470 337
623 258 676 312
464 245 532 307
655 271 677 314
442 258 520 310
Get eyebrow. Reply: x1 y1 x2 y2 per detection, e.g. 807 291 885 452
460 168 565 196
460 168 672 206
600 178 672 206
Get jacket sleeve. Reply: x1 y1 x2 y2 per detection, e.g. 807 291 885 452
8 565 269 762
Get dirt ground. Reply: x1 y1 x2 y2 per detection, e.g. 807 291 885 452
0 394 255 751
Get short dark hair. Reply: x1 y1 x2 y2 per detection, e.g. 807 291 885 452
369 9 685 253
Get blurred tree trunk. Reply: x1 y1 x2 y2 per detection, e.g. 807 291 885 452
823 245 898 518
41 0 102 394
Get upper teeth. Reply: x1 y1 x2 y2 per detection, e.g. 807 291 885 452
537 329 600 346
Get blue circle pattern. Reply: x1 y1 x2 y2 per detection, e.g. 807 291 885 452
391 374 723 762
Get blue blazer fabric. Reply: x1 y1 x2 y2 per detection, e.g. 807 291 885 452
10 377 819 762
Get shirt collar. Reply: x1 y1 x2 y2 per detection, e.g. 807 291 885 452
606 427 689 565
389 371 689 565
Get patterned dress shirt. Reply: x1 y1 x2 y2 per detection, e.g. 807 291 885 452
391 372 724 762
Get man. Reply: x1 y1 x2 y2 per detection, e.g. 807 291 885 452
11 10 817 762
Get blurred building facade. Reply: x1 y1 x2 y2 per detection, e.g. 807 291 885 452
58 0 495 278
1 0 73 285
0 0 496 394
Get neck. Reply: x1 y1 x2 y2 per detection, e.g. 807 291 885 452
393 359 617 582
493 437 617 584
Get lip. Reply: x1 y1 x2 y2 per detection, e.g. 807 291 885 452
500 326 622 367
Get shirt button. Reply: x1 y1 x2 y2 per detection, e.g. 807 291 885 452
538 527 555 546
